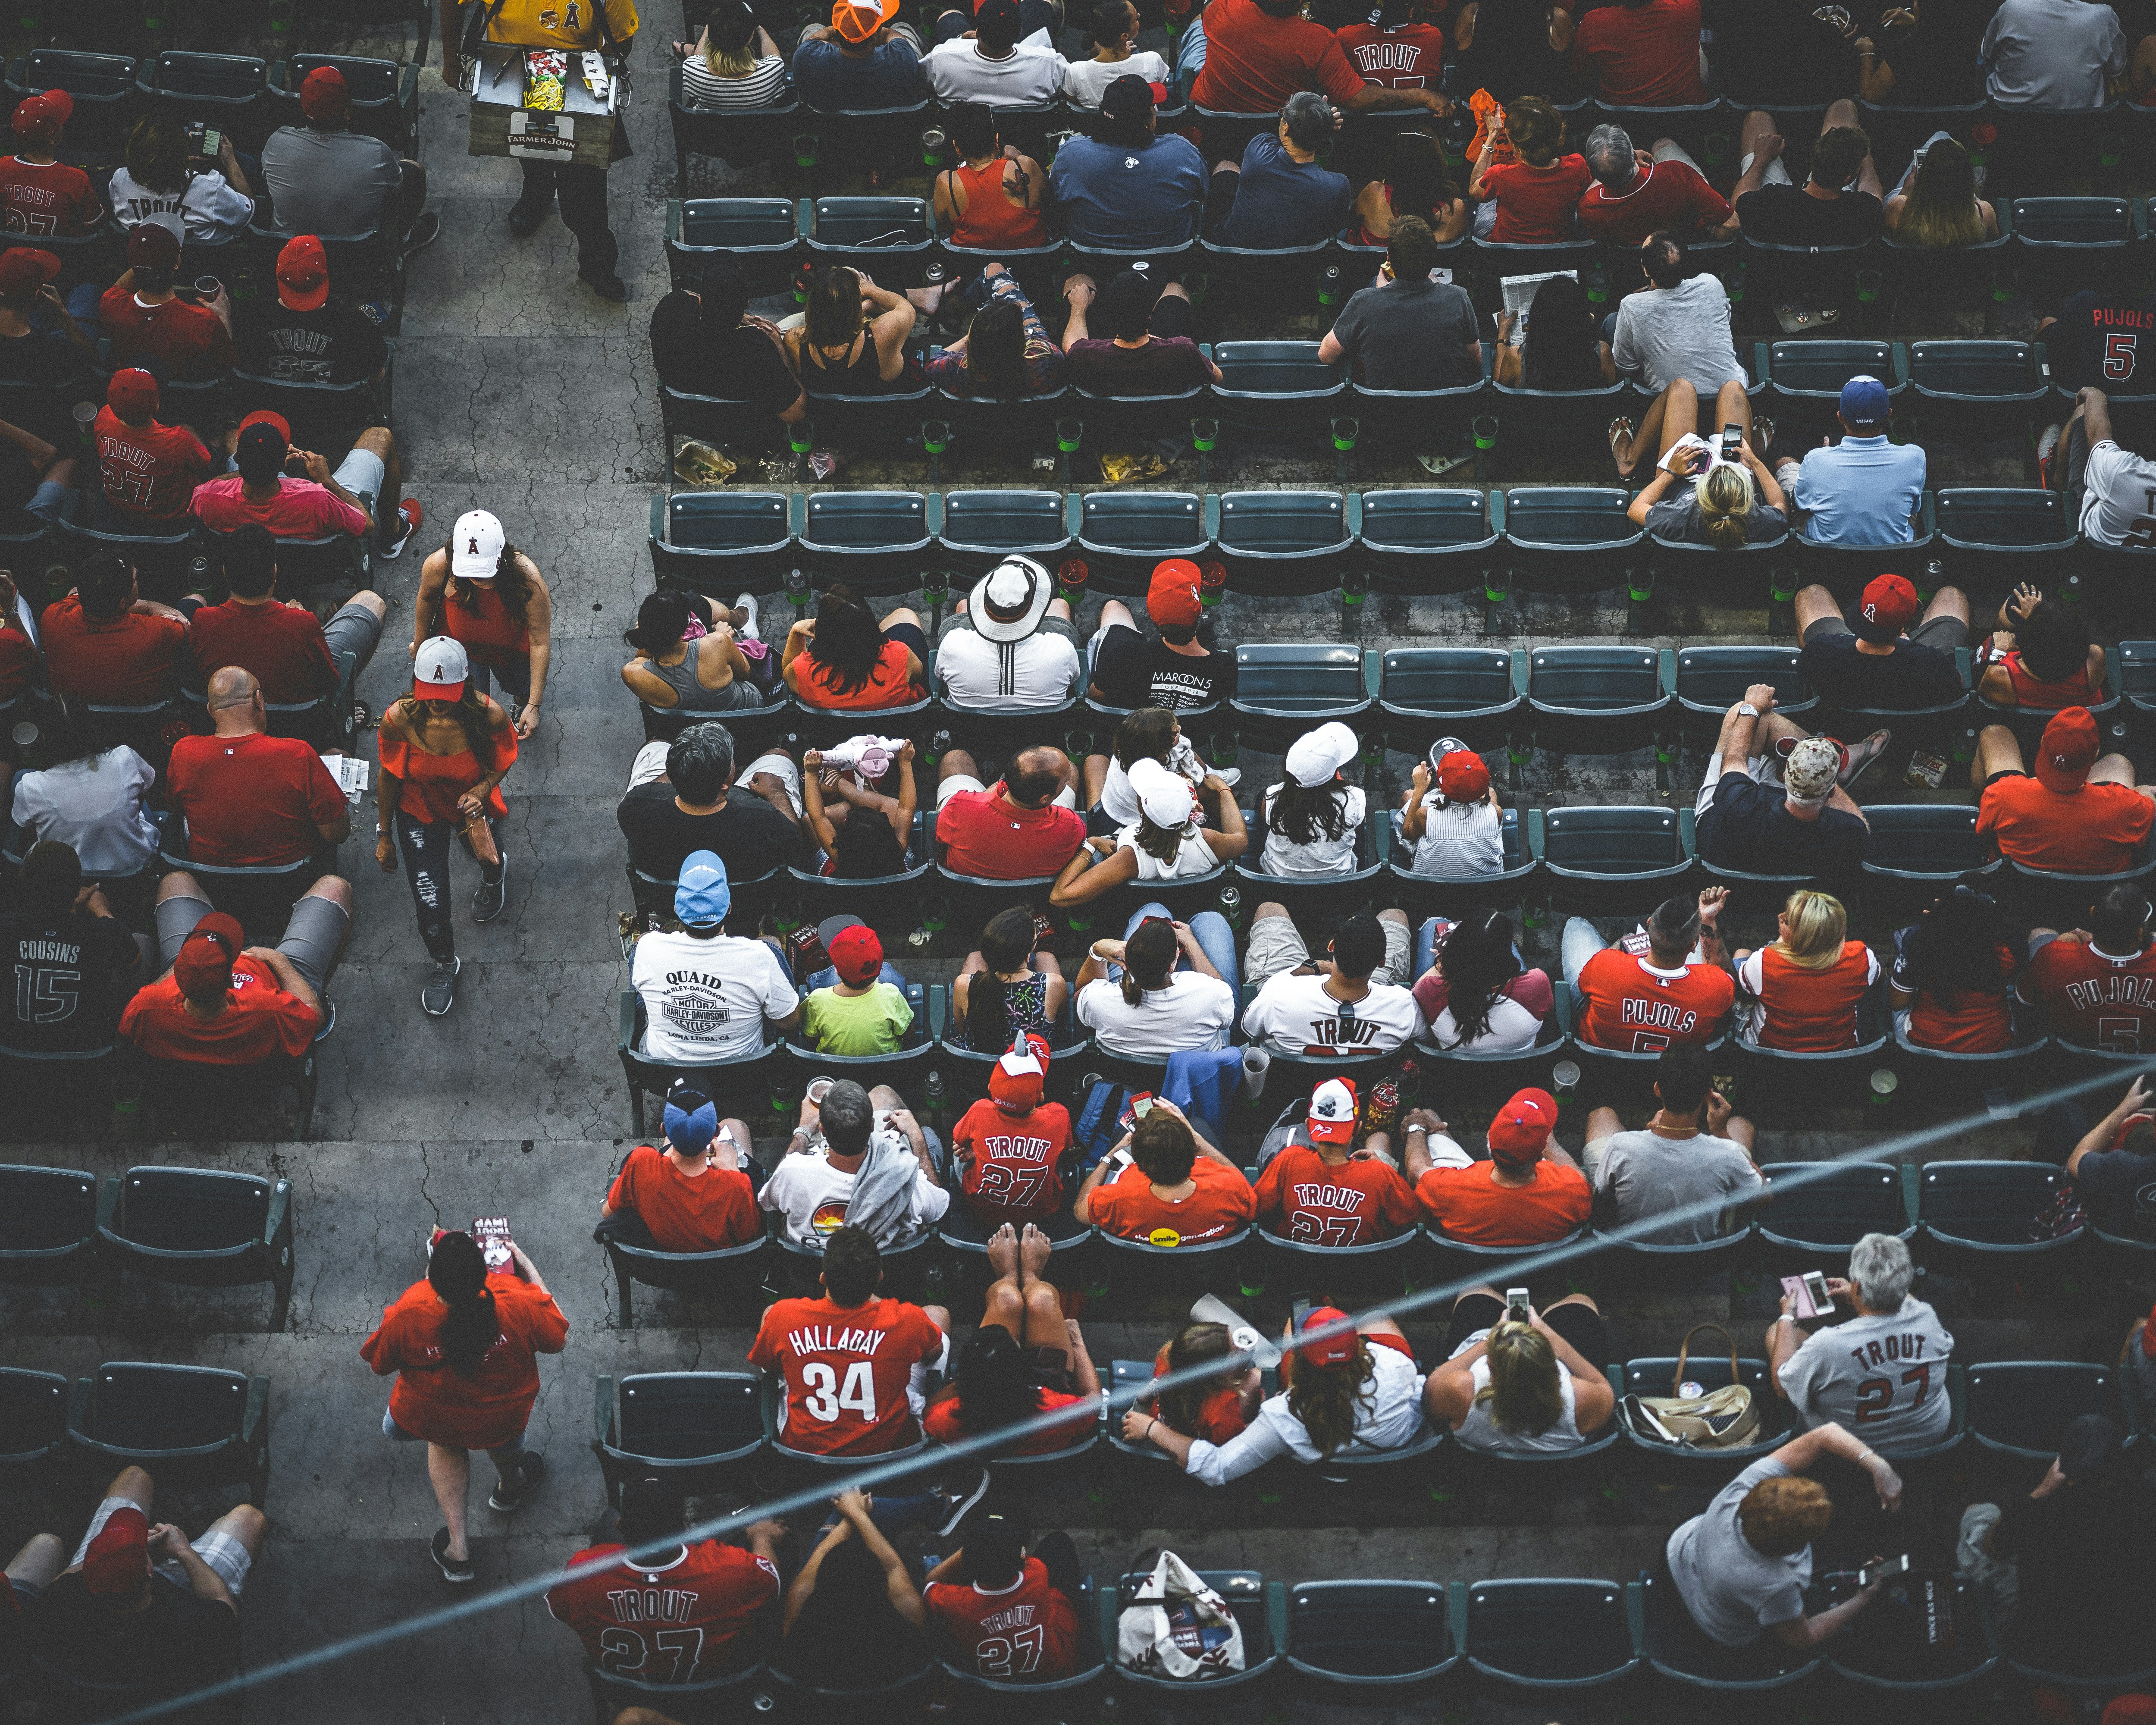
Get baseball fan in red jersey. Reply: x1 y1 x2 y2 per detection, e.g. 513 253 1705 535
923 1221 1100 1455
2021 884 2156 1054
547 1477 783 1681
747 1224 950 1455
99 220 235 381
1254 1078 1420 1245
0 94 100 235
1568 892 1734 1052
118 897 341 1066
93 368 210 526
1976 583 2106 712
948 1033 1074 1229
1975 706 2156 875
925 1509 1082 1681
1337 0 1443 88
1735 889 1879 1052
1075 1098 1255 1244
599 1084 760 1253
1410 1089 1591 1245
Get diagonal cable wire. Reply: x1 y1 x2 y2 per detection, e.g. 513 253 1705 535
107 1057 2136 1724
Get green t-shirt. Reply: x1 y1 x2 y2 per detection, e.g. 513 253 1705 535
802 982 913 1056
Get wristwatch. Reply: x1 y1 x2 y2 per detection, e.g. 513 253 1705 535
1736 702 1761 717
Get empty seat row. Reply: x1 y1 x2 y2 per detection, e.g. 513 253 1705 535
0 1360 270 1503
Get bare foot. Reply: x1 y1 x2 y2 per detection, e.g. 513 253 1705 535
986 1222 1019 1283
1020 1221 1052 1282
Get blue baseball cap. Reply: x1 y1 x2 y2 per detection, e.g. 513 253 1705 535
1838 375 1890 427
674 849 731 927
664 1086 719 1153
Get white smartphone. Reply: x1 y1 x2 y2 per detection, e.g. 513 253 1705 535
1860 1554 1911 1589
1504 1286 1531 1324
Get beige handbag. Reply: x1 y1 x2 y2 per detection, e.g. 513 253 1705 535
1619 1324 1762 1450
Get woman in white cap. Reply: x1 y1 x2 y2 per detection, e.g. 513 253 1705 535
933 556 1082 712
1260 721 1367 877
375 637 520 1017
411 508 555 739
1048 757 1245 907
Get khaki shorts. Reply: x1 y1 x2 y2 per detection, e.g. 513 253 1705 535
1244 912 1410 991
74 1495 250 1598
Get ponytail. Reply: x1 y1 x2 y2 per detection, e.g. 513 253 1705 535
429 1231 498 1377
1695 463 1756 552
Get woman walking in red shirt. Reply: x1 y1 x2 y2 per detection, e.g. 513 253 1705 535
411 507 554 738
360 1230 567 1584
375 638 519 1018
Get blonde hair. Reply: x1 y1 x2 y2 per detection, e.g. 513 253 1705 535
1472 1319 1564 1435
1696 462 1757 551
1775 890 1848 969
1900 138 1984 251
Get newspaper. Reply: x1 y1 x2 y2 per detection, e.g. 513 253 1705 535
1499 270 1579 342
324 753 369 804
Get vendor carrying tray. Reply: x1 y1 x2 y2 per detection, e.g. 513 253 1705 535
467 42 617 169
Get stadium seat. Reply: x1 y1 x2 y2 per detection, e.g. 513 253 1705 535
663 196 799 298
68 1362 270 1504
1523 644 1674 760
1743 237 1881 315
1250 1218 1419 1301
1388 805 1539 925
930 1399 1100 1468
1757 339 1908 427
1421 1223 1587 1298
1087 1224 1255 1298
1360 488 1503 600
1640 1570 1821 1692
1881 213 2015 311
96 1167 296 1333
592 1371 763 1499
1905 341 2048 447
598 1217 771 1327
1208 342 1346 445
798 489 934 596
1073 490 1210 594
2009 195 2141 281
0 1165 99 1287
1933 487 2080 586
1617 1347 1789 1481
770 1219 937 1303
1857 99 1986 181
1189 105 1279 164
930 987 1090 1105
761 1659 937 1723
584 1658 765 1725
269 52 416 151
136 1034 325 1144
1599 1211 1755 1289
1346 350 1491 467
1228 640 1373 747
779 981 936 1092
1489 374 1631 469
1105 1569 1283 1697
1374 645 1524 758
934 488 1071 577
0 1367 68 1481
1916 1160 2083 1276
1532 805 1691 909
941 1574 1107 1701
1859 804 2002 906
1195 235 1332 314
1451 1577 1642 1693
198 518 368 594
231 362 388 455
759 1371 933 1475
59 511 202 590
1670 645 1814 740
668 74 798 188
616 991 777 1136
1965 1361 2119 1466
1682 800 1856 903
801 371 936 461
1464 237 1600 320
4 50 140 158
135 50 267 132
2003 850 2156 939
646 490 792 594
1284 1580 1459 1701
798 195 934 284
1498 487 1646 602
795 95 936 179
1644 511 1791 603
1825 1576 1998 1696
1214 489 1354 598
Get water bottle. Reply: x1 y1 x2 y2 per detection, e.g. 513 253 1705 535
785 566 810 618
1952 727 1977 765
1216 883 1242 927
187 554 212 597
923 1069 946 1121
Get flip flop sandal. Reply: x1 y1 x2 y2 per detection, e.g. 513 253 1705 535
1609 416 1637 477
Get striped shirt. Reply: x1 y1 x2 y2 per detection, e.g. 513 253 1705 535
680 53 790 109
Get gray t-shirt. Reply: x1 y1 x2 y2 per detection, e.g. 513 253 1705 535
1667 1456 1812 1646
1775 1298 1954 1449
1595 1129 1762 1243
1611 273 1746 393
260 125 401 237
1645 493 1788 546
1327 278 1480 392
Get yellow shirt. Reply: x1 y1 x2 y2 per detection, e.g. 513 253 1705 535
479 0 636 49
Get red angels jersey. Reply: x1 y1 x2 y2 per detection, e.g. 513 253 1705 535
926 1558 1081 1679
1575 948 1733 1051
746 1294 945 1455
2023 936 2156 1052
952 1096 1071 1219
545 1540 780 1680
1252 1143 1420 1246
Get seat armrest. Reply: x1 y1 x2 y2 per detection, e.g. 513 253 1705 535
241 1374 270 1446
594 1374 614 1443
1266 1581 1288 1660
618 990 639 1053
96 1174 121 1234
263 1180 292 1250
1899 1161 1921 1229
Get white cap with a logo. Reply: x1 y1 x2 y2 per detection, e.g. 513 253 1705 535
451 508 505 579
414 636 470 703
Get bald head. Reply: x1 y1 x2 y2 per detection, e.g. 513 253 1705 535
207 666 265 734
1007 747 1069 809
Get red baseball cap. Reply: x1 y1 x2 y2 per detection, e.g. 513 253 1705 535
1436 750 1490 802
2104 1697 2156 1725
276 234 330 311
1852 573 1920 643
0 246 58 301
1147 559 1203 629
172 911 245 1003
9 90 71 139
1487 1087 1557 1165
126 220 181 269
2035 706 2100 794
107 367 159 420
826 922 883 986
83 1506 151 1595
1306 1077 1357 1144
299 64 349 122
1296 1305 1359 1371
988 1031 1050 1112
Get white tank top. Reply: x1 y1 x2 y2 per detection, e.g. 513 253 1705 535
1116 821 1218 879
1454 1352 1583 1453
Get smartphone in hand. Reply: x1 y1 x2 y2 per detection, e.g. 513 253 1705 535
1780 1271 1835 1319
